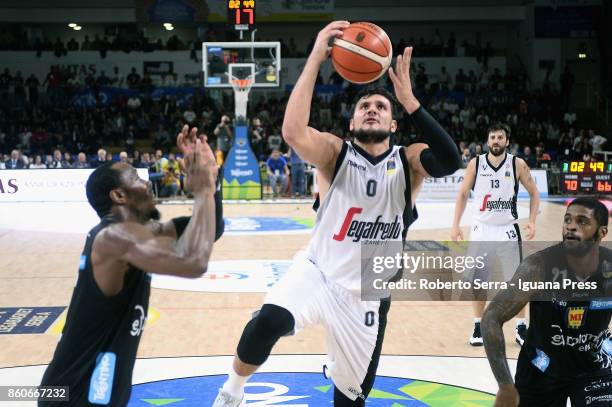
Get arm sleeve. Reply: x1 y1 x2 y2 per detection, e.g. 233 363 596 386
213 176 225 240
410 105 462 178
171 177 225 241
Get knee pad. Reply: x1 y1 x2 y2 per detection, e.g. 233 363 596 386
237 304 295 365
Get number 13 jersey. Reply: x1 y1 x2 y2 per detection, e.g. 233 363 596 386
472 153 519 226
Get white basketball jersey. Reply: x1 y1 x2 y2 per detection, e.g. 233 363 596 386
472 153 518 225
307 141 415 295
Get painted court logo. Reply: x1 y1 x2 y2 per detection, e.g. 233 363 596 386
151 260 292 293
129 372 494 406
333 207 401 242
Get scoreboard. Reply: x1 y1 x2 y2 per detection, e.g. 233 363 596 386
561 161 612 194
228 0 255 30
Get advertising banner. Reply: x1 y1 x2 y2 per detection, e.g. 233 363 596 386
0 169 149 202
222 125 262 199
418 169 549 200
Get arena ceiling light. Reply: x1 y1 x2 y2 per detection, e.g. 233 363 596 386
67 23 77 28
163 23 174 31
74 25 82 31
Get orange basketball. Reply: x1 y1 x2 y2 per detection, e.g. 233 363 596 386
331 22 393 84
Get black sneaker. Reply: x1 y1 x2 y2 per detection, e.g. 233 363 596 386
470 322 483 346
516 323 527 346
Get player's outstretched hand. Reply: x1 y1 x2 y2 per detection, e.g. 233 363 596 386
524 221 536 240
179 127 218 194
177 124 197 156
310 20 350 64
450 225 464 241
388 46 419 112
493 384 519 407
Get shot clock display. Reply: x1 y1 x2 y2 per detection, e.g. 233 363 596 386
228 0 255 29
561 161 612 194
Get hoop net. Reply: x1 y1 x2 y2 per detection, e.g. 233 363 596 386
231 77 254 120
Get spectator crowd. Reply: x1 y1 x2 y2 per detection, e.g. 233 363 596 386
0 59 608 198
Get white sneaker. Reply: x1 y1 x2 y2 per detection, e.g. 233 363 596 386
212 389 243 407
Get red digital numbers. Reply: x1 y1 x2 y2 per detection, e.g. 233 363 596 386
564 180 578 191
228 0 255 26
234 8 254 25
596 181 612 192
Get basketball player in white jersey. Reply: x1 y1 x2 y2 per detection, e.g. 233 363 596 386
451 123 540 347
212 21 461 406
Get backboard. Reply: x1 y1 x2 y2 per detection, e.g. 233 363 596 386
202 42 281 88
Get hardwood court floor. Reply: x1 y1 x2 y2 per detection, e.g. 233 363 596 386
0 200 606 369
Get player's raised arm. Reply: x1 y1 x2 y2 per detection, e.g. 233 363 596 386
94 126 218 283
516 158 540 240
389 47 461 179
482 254 544 406
282 21 348 171
451 157 477 241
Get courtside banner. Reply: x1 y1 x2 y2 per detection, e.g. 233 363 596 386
222 125 262 200
419 169 548 200
0 169 149 202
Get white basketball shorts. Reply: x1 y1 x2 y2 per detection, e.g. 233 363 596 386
264 254 388 401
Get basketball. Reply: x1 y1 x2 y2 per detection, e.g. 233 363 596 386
331 22 393 84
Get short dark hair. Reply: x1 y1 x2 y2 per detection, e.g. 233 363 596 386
567 197 609 228
86 162 122 218
351 87 399 118
487 123 511 140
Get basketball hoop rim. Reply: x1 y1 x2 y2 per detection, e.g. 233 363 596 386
231 78 254 92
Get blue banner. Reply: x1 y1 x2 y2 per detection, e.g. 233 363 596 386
222 125 261 199
71 86 199 108
535 6 600 38
145 0 195 23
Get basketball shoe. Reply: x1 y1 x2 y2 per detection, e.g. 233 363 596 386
212 389 243 407
469 321 483 346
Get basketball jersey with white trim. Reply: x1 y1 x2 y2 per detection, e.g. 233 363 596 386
472 153 518 226
307 141 415 295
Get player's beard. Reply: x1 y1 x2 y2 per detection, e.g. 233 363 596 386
352 129 391 144
489 145 507 157
562 229 599 257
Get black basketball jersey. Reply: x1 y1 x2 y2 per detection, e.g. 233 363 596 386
517 243 612 381
40 216 151 406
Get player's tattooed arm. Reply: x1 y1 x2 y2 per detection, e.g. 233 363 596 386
482 253 544 385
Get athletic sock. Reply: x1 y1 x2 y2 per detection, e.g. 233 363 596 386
222 369 251 399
